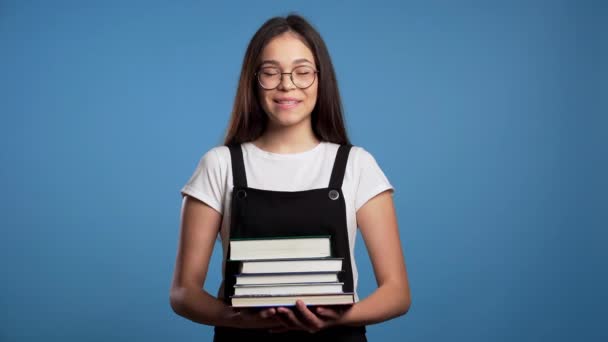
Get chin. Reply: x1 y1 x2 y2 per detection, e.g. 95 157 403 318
267 111 310 128
272 120 303 128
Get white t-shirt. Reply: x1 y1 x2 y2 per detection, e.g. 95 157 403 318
180 141 394 301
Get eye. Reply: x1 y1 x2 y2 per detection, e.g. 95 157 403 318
260 67 280 75
294 66 314 75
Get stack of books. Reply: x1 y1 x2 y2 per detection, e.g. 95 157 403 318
228 235 355 308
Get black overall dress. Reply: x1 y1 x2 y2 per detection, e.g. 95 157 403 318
213 143 367 342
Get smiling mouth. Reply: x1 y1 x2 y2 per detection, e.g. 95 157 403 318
273 99 302 109
273 100 302 104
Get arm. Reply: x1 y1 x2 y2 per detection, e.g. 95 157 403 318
336 190 411 326
169 195 281 328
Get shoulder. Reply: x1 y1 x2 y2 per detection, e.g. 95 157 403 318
346 145 380 169
181 145 232 214
197 145 231 169
185 146 232 183
210 145 231 164
346 145 394 210
320 143 379 170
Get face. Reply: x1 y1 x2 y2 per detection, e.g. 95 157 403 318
256 32 319 129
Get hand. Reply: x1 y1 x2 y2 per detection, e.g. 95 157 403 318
230 307 283 329
269 300 346 334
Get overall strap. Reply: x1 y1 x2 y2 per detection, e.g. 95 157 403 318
227 144 247 187
328 144 353 189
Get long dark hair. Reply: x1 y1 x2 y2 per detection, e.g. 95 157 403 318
223 13 350 146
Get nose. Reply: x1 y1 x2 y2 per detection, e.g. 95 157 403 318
277 73 296 90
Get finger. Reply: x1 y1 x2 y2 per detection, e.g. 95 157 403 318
273 312 293 328
258 307 277 319
277 306 310 332
295 300 324 331
315 306 341 320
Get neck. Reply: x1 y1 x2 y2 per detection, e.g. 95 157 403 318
254 119 320 154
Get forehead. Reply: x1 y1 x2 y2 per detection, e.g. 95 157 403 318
259 33 315 67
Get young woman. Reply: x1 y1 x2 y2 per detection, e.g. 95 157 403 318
170 14 411 341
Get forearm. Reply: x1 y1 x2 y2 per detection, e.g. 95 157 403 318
338 282 411 326
170 286 238 327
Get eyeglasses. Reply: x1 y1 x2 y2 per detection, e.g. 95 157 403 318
255 65 319 90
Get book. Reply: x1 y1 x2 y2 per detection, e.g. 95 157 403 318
238 257 343 274
231 293 355 308
227 235 351 308
229 235 331 261
235 271 340 285
233 282 344 296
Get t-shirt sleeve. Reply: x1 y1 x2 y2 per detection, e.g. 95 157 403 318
180 148 225 215
354 147 395 212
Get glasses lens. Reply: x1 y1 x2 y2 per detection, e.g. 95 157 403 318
258 67 280 89
292 66 316 88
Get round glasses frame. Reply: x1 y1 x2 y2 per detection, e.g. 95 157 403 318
255 66 319 90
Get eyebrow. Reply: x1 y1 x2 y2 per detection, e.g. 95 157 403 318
259 58 314 67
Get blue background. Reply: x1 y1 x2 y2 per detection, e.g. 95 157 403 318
1 0 606 341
